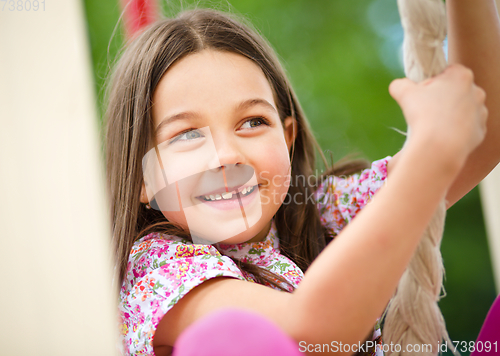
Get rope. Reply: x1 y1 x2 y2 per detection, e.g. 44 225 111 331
382 1 457 355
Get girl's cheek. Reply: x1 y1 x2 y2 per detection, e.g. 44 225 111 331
275 173 291 195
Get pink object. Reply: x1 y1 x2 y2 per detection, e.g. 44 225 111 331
120 0 159 39
470 295 500 356
172 308 302 356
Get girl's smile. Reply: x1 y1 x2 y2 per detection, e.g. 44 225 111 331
196 183 259 207
142 49 295 244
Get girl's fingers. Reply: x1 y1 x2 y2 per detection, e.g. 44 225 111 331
389 78 415 104
481 105 489 127
476 86 487 104
475 86 488 131
444 63 475 83
420 78 435 86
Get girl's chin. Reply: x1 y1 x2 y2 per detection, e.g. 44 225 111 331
216 234 254 245
187 222 261 245
160 190 276 244
182 214 269 245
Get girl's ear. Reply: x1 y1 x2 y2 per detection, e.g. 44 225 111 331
140 182 149 204
283 116 297 151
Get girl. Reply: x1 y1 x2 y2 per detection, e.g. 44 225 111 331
105 3 500 356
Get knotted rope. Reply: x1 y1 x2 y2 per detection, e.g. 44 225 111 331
382 1 457 355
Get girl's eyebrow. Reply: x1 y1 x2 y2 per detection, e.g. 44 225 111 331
235 98 277 114
155 98 278 136
155 112 199 136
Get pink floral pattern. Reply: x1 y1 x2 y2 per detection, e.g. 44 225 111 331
315 156 391 237
119 157 391 355
216 220 305 291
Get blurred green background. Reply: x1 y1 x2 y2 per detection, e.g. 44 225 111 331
82 0 497 353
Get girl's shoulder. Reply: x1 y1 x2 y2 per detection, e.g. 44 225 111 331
122 232 238 293
130 232 222 261
314 156 392 234
120 233 247 355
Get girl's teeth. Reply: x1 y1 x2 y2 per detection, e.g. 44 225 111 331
203 186 255 201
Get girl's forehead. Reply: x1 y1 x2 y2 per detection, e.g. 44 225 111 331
151 50 277 122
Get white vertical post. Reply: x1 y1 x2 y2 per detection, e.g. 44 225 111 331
479 0 500 294
0 1 118 355
480 166 500 293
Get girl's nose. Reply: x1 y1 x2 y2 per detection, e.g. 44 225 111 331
212 135 246 168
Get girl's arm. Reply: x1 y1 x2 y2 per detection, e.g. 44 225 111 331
153 66 487 355
389 0 500 208
445 0 500 207
155 140 458 355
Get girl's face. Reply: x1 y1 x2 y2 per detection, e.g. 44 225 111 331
141 49 295 244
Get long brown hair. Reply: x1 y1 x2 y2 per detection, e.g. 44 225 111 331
105 8 369 294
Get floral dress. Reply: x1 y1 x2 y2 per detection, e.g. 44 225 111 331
119 156 391 355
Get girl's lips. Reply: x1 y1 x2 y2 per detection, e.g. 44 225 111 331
196 185 259 210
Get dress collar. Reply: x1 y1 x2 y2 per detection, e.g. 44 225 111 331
214 219 280 264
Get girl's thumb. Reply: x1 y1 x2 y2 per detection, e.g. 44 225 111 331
389 78 414 104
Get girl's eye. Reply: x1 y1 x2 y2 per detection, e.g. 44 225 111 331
240 117 269 129
169 129 204 144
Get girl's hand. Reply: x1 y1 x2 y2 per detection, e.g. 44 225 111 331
389 64 488 167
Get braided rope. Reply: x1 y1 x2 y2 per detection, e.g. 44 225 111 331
382 1 457 355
